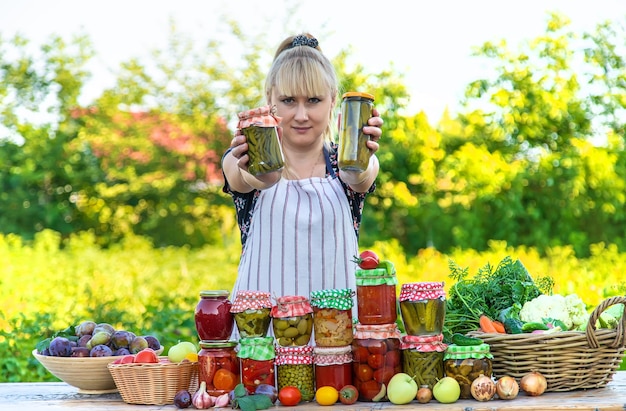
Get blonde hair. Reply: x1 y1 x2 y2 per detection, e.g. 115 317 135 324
265 34 338 146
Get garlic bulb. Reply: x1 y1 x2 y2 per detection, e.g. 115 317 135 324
192 381 215 409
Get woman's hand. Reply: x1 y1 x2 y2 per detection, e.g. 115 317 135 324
364 108 384 153
229 130 250 172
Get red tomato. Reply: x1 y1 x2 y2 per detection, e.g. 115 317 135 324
384 350 401 367
373 367 395 384
355 363 374 382
339 385 359 405
278 386 302 406
367 353 384 370
358 379 382 401
352 346 370 362
366 340 388 355
353 250 380 269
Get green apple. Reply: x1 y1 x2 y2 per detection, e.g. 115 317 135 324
167 341 197 363
387 373 418 405
433 377 461 404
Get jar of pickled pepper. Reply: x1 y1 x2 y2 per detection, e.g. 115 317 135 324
238 337 276 394
401 334 447 389
275 345 315 402
310 288 354 347
271 295 314 347
195 290 234 341
231 290 272 338
198 341 241 397
444 343 493 399
399 282 446 336
355 263 398 325
313 345 353 392
352 323 402 402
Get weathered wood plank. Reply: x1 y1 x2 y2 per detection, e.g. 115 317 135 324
1 372 625 410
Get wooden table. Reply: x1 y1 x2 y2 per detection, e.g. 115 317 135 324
2 372 626 410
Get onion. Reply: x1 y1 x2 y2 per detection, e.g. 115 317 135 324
495 376 519 400
520 371 547 396
470 374 496 401
416 385 432 403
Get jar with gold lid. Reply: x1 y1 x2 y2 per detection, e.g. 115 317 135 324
195 290 234 341
443 343 493 399
198 341 240 397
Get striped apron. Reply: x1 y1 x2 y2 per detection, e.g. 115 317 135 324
232 157 358 298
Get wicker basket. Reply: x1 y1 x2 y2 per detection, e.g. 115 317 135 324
468 296 626 392
108 358 199 405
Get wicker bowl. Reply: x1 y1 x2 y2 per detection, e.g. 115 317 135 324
32 346 164 394
108 358 199 405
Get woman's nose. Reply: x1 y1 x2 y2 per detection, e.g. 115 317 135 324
294 103 308 121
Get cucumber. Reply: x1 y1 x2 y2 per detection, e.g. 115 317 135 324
503 318 524 334
521 321 550 332
452 333 483 346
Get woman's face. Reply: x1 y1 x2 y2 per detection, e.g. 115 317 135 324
271 89 334 146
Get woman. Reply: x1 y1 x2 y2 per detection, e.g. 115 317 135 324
222 33 383 298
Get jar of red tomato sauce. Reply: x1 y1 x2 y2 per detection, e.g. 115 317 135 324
198 341 241 397
352 323 402 402
195 290 234 341
238 336 276 394
276 345 315 402
355 264 398 325
313 345 353 392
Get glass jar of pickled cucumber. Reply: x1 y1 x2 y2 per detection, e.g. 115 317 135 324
271 295 314 347
401 334 447 389
237 105 284 176
338 92 375 172
313 345 353 391
355 263 398 325
399 282 446 336
310 288 354 347
352 323 402 402
195 290 234 341
198 341 241 397
275 345 315 402
238 337 276 394
231 290 272 338
444 343 493 399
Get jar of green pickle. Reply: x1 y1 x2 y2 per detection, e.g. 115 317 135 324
399 282 446 336
401 334 447 389
275 345 315 402
271 295 314 347
231 290 272 338
443 343 493 399
310 288 354 347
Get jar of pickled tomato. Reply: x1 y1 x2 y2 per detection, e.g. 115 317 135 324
399 282 446 336
444 343 493 399
310 288 354 347
313 345 353 392
275 345 315 402
355 263 398 325
198 341 241 397
271 295 314 347
401 334 447 389
352 323 402 402
195 290 234 341
231 290 272 338
238 337 276 394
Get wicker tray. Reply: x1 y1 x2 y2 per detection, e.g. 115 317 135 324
468 296 626 392
108 358 199 405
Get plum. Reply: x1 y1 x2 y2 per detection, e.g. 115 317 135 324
144 335 161 351
75 321 96 337
93 323 115 335
129 336 148 354
114 347 132 356
173 390 192 408
77 334 91 347
71 347 90 357
90 344 114 357
49 337 72 357
111 330 133 350
254 384 278 403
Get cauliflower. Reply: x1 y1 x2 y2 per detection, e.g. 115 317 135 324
519 294 588 330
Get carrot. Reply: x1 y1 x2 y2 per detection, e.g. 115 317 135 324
492 320 506 334
479 314 498 333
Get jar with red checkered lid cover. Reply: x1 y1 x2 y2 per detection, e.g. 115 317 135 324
276 345 315 401
231 290 272 338
271 295 313 347
399 282 446 335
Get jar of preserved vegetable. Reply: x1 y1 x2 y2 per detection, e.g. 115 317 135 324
338 92 375 172
231 290 272 338
271 295 314 347
195 290 234 341
401 334 447 389
352 323 402 402
238 337 276 394
444 343 493 399
313 345 353 392
399 282 446 336
355 263 398 325
275 345 315 402
310 288 354 347
237 105 284 176
198 341 241 397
